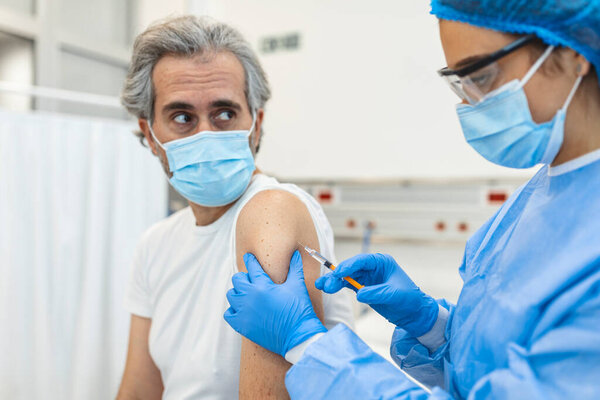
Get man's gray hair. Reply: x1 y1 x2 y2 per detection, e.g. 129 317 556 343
121 15 271 145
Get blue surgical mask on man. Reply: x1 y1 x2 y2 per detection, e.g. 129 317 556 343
456 46 583 169
148 114 257 207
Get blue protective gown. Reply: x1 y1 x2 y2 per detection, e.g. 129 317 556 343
285 156 600 399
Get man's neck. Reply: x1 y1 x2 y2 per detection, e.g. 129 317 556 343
188 169 261 226
189 201 234 226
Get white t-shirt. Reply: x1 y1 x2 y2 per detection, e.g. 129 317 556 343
125 174 354 399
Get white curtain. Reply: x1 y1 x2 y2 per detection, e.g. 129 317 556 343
0 110 168 399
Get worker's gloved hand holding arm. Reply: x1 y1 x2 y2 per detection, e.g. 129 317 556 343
316 253 440 338
224 251 327 358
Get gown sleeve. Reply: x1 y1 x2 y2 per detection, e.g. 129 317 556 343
390 300 455 389
285 323 453 400
285 284 600 400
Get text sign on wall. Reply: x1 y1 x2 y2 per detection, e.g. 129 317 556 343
260 32 301 54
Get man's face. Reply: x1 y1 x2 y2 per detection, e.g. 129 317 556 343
139 51 263 175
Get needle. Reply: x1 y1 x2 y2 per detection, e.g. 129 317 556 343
298 243 364 290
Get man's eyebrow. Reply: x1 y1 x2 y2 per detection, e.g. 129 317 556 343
211 99 243 111
162 101 195 114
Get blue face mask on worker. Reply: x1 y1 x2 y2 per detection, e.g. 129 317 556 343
456 46 583 169
148 114 257 207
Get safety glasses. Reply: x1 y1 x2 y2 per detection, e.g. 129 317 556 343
437 34 536 104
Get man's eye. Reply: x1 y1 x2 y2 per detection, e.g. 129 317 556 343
173 114 192 124
215 110 235 121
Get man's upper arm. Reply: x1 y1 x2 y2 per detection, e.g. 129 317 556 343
235 189 325 399
116 315 163 400
235 189 324 317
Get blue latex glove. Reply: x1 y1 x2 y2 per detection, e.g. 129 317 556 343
224 250 327 358
315 253 438 337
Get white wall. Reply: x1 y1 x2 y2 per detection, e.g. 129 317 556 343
0 32 33 111
188 0 537 181
134 0 188 35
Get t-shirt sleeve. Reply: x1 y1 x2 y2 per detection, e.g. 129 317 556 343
123 238 153 318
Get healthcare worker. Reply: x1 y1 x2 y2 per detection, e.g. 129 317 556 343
224 1 600 398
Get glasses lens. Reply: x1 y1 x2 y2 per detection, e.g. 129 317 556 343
441 74 467 101
465 63 500 102
439 62 502 105
460 76 486 104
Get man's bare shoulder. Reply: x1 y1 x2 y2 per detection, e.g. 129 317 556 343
238 189 311 232
235 189 319 282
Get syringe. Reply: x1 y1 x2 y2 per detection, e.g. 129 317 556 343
299 243 364 290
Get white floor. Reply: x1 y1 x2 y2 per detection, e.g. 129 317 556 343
334 240 465 361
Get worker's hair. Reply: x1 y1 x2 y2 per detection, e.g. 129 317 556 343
121 15 271 149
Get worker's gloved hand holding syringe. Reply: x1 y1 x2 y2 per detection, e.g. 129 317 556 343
317 253 445 338
224 249 448 362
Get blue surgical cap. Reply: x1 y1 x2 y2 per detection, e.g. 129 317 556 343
430 0 600 75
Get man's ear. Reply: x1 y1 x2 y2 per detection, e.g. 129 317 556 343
253 109 265 152
139 118 158 156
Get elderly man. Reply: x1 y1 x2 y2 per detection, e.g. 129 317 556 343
115 16 353 400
